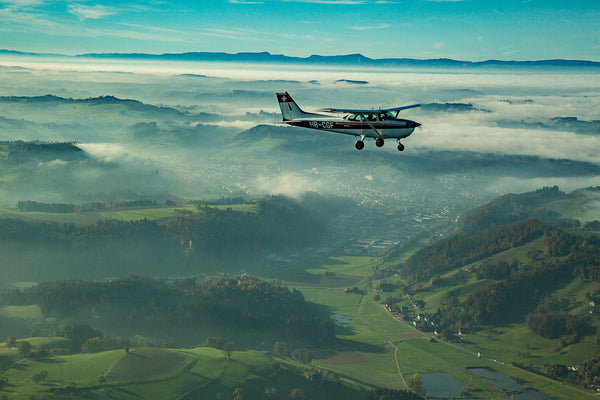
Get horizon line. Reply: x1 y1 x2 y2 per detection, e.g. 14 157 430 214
0 49 599 65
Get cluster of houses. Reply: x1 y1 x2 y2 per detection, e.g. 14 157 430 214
383 300 468 343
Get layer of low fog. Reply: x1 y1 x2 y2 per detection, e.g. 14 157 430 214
0 55 599 215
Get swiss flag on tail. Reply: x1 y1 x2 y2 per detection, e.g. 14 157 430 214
277 92 292 103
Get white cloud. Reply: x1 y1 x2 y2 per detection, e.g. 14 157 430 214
0 6 59 29
434 42 445 49
0 0 44 5
77 143 129 163
68 4 117 20
412 117 600 165
350 23 391 31
255 172 322 198
0 5 189 43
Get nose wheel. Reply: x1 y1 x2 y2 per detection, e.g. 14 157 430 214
397 140 405 152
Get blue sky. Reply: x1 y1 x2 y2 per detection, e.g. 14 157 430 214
0 0 598 61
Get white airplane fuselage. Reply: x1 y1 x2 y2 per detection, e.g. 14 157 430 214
276 92 420 151
285 115 418 139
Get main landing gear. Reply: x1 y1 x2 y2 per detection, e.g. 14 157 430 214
354 137 406 151
355 135 365 150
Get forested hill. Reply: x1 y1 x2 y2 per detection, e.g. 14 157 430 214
0 95 179 115
0 140 87 163
397 217 600 282
458 186 572 233
0 195 328 280
384 216 600 386
0 95 221 122
0 275 335 347
390 216 600 333
398 219 550 281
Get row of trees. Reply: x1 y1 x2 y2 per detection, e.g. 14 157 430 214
16 199 179 213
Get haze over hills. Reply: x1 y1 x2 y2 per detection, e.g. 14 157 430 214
0 54 599 399
2 49 600 68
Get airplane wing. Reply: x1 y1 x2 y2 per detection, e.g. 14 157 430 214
317 104 421 114
384 104 422 113
317 108 371 113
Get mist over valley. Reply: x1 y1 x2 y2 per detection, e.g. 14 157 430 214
0 55 599 399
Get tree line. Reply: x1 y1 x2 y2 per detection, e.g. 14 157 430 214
17 199 161 213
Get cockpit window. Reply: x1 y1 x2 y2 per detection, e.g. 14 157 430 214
347 114 364 121
379 111 394 120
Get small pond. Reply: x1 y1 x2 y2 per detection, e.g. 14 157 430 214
468 367 560 400
405 372 465 399
468 367 523 392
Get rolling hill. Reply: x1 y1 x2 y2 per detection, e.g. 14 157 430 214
378 187 600 391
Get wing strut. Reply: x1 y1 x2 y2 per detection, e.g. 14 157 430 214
360 114 383 139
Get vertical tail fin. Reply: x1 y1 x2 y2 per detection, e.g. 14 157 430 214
276 92 312 121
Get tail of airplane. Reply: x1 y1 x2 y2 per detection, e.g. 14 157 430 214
276 92 313 121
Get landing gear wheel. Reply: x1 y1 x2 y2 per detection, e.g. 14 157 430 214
375 138 384 147
397 143 405 152
355 140 365 150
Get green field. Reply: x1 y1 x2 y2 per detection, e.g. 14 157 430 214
0 343 369 399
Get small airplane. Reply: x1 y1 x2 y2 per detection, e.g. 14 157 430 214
276 92 421 151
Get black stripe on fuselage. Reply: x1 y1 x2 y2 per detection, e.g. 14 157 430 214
289 121 408 130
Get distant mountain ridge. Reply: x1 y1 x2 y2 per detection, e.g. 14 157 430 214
1 49 599 68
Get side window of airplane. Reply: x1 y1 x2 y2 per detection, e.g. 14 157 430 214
348 114 366 121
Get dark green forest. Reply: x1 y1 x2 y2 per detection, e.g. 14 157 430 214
0 275 335 349
0 195 329 280
398 219 549 282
